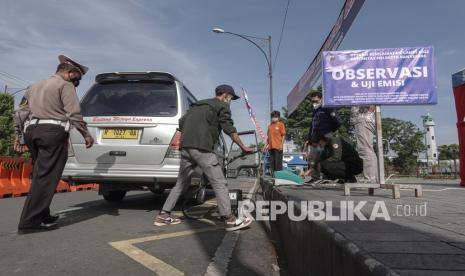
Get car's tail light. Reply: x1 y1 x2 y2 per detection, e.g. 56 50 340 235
164 130 181 159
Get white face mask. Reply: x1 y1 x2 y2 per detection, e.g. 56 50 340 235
312 102 321 109
271 117 279 122
222 96 232 104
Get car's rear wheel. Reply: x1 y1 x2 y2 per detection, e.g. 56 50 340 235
102 190 127 202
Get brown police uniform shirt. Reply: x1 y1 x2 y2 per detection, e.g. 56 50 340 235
14 74 91 138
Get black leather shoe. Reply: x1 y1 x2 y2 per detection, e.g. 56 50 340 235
42 215 59 224
17 222 58 234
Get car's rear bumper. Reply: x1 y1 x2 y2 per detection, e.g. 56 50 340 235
62 157 181 185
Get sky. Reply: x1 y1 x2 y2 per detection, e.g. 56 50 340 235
0 0 464 145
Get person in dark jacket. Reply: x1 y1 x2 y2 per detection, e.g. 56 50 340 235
307 91 341 140
312 133 363 183
304 91 341 181
154 84 253 232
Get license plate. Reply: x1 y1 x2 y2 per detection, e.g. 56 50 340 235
102 129 139 139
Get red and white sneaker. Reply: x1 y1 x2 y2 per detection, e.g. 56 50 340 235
154 213 182 226
225 216 253 231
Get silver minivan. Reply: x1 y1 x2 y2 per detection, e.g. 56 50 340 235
62 72 227 202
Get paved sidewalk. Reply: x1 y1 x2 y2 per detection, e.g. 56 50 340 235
269 178 465 275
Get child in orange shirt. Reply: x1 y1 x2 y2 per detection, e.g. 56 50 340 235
265 111 286 173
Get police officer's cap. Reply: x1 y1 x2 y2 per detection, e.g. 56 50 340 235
215 84 240 100
58 55 89 75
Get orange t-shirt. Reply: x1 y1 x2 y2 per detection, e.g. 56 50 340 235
267 121 286 150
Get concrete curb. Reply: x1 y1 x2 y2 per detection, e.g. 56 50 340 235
260 177 399 276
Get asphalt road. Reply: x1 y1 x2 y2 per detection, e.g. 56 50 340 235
0 177 280 276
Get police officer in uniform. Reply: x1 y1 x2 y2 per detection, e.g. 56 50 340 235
312 133 363 183
14 55 94 233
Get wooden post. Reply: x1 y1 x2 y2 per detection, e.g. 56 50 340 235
375 106 385 184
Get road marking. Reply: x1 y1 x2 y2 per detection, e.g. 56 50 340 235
109 227 220 275
56 207 84 214
204 178 259 276
204 231 240 276
111 242 182 275
108 181 258 276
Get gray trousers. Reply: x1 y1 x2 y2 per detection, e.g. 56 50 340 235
354 122 378 183
162 148 232 217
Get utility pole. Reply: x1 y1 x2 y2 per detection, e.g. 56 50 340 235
3 85 7 94
212 28 273 121
267 35 273 116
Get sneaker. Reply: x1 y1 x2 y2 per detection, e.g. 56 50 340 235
225 216 252 232
153 213 181 226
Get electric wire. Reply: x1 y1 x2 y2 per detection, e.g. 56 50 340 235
273 0 291 69
0 70 30 85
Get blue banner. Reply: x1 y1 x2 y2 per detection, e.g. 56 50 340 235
322 46 437 106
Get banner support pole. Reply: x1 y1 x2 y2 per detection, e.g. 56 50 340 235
375 105 385 184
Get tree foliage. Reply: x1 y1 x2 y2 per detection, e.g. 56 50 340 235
382 117 425 174
0 93 15 156
438 144 459 160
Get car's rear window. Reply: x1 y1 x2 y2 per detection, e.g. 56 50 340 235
81 82 178 117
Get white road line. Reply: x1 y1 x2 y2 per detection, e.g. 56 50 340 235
56 207 84 214
204 231 240 276
204 178 259 276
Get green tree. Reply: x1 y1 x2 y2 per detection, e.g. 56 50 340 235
0 93 15 156
381 117 425 174
282 86 351 149
438 144 459 160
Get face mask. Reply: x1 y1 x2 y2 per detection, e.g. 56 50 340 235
312 102 321 109
68 72 81 87
271 117 279 122
222 96 232 104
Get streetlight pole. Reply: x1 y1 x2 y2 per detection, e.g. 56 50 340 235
212 28 273 118
267 35 273 118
